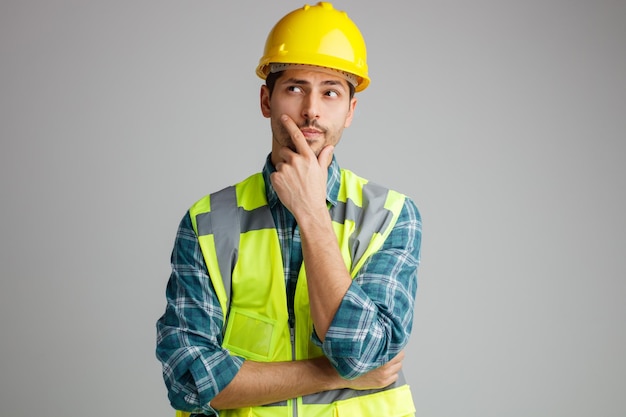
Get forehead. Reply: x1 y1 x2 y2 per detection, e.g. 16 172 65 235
278 68 350 89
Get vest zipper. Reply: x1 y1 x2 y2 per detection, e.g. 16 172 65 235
290 326 298 417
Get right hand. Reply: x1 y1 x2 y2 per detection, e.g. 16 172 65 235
345 351 405 390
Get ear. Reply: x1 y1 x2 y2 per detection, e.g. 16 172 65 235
344 97 357 128
260 85 271 118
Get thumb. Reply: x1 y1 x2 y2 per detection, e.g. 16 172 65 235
318 145 334 168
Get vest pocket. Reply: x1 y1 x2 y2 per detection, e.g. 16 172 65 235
333 385 416 417
223 307 278 361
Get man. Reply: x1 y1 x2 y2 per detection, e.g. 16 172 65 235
156 2 422 416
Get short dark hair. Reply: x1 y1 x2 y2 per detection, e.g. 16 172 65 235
265 70 356 99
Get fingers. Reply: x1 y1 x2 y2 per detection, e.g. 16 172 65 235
392 350 405 363
384 355 403 373
280 114 310 155
317 144 334 167
346 353 404 391
379 350 404 378
280 114 334 167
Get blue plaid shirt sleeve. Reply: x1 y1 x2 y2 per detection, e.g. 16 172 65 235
316 197 422 379
156 212 244 415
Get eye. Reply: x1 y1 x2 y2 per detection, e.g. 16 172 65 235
325 90 339 98
287 85 303 93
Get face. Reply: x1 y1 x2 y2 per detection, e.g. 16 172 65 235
260 68 357 164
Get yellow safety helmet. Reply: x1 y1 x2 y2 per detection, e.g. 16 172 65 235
256 2 370 92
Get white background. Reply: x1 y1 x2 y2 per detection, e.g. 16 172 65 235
1 1 625 416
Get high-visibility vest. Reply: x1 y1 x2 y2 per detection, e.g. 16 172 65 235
179 169 415 417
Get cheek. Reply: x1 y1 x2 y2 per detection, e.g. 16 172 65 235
270 116 290 141
335 111 352 130
270 102 293 121
271 94 307 116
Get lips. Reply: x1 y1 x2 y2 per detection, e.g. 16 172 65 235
300 128 323 138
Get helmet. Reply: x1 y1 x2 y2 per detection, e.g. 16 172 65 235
256 2 370 92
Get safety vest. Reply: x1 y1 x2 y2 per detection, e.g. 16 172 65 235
179 168 416 417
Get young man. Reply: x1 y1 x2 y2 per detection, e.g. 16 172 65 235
156 3 422 416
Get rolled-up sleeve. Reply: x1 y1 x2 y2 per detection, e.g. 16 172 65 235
316 198 422 379
156 212 244 415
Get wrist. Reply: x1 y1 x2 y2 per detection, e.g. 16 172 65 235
293 205 330 227
310 356 345 391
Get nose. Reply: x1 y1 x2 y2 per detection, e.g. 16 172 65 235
302 94 320 120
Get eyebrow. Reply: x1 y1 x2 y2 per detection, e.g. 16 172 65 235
282 77 347 90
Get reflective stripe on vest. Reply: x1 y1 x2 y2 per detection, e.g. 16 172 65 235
264 370 408 407
194 185 275 314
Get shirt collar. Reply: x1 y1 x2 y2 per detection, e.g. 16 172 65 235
262 153 341 209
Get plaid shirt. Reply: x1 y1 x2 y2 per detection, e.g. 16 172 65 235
156 155 422 415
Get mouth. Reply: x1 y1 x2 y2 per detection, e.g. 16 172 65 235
300 127 324 140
